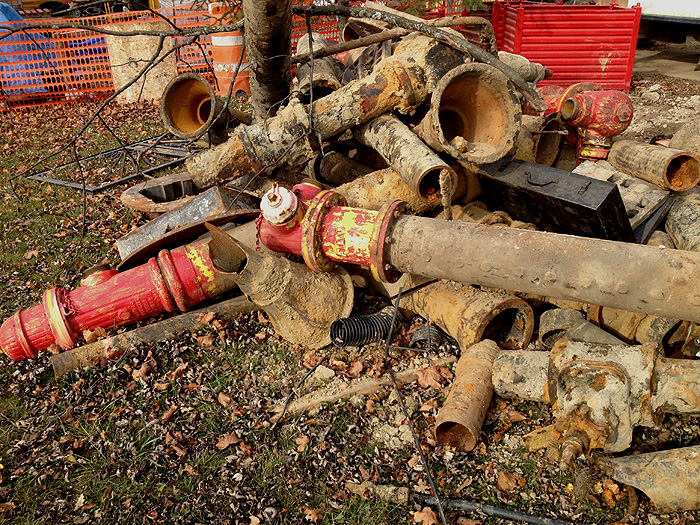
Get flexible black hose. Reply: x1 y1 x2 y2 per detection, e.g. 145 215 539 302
330 306 402 347
414 493 576 525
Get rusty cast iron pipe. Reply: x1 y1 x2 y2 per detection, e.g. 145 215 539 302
387 214 700 324
412 62 522 165
0 237 242 361
353 114 457 204
605 446 700 513
607 140 700 192
314 151 376 186
399 280 534 352
665 187 700 251
187 36 467 188
295 32 343 104
50 295 258 378
434 339 500 451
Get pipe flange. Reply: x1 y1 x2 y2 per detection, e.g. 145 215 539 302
369 199 411 283
43 288 77 350
301 190 347 272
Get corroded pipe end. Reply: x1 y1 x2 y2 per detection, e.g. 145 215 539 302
161 72 224 139
665 152 700 192
435 339 499 451
416 63 522 164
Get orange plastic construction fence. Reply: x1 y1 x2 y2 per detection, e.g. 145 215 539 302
0 1 469 111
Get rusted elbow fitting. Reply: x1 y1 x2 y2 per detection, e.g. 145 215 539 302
608 140 700 192
559 89 633 161
0 238 240 361
493 340 700 456
413 62 522 164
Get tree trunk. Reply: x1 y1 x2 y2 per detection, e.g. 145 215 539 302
242 0 293 121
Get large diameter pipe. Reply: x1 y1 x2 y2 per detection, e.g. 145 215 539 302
607 140 700 192
435 339 499 451
353 114 457 204
387 214 700 323
295 32 343 103
187 36 466 188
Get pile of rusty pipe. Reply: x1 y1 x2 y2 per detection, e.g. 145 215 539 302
434 339 500 451
607 140 700 192
50 296 257 378
586 304 689 347
353 114 457 204
186 36 466 188
665 187 700 251
386 214 700 323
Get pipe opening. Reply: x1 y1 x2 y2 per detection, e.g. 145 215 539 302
438 71 512 161
535 118 565 167
483 308 527 350
435 421 474 450
140 177 197 203
207 231 248 275
560 98 579 121
299 86 336 105
419 168 444 203
666 154 700 191
162 76 215 135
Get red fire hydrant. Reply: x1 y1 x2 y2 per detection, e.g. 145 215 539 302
0 238 239 361
536 82 633 162
258 180 409 282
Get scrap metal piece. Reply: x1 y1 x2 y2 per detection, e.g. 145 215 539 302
477 157 635 242
295 32 344 103
607 140 700 192
206 225 354 349
353 114 458 204
605 446 700 513
666 187 700 251
50 295 257 377
314 150 376 186
510 114 565 168
120 172 198 218
539 308 624 350
412 62 522 165
116 187 258 261
435 339 500 451
493 341 700 455
572 160 670 231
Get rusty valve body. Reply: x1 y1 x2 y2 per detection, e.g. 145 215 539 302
258 181 408 283
0 239 239 360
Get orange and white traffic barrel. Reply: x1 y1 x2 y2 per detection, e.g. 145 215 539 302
209 3 250 97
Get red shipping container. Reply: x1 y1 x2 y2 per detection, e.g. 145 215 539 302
492 1 642 91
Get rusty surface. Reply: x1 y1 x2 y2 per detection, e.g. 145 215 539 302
353 114 456 203
413 62 522 165
120 172 199 219
295 32 343 103
492 350 549 403
538 308 623 350
510 114 564 167
606 446 700 513
651 358 700 415
669 121 700 159
608 140 700 192
435 339 499 451
666 187 700 251
399 280 534 351
337 168 438 214
314 151 375 186
210 231 354 349
586 305 646 344
50 296 257 378
388 214 700 323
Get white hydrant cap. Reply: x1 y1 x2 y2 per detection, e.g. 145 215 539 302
261 186 299 224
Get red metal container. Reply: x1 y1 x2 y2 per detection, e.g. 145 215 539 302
492 1 642 90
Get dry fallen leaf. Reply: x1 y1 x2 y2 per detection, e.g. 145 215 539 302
249 517 261 525
496 470 519 492
197 311 216 325
218 391 232 409
83 327 107 344
184 464 198 476
215 432 241 451
457 519 481 525
161 404 178 424
197 334 215 348
416 366 443 390
507 409 528 422
23 250 39 260
303 506 322 522
296 434 310 453
0 502 15 512
413 507 439 524
346 359 363 378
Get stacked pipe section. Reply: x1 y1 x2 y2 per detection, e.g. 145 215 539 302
0 238 241 361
